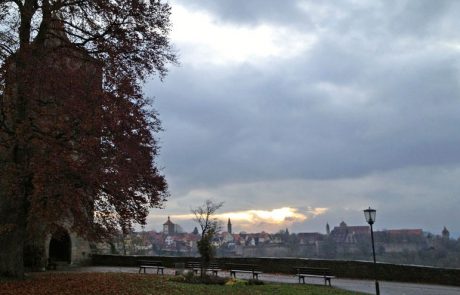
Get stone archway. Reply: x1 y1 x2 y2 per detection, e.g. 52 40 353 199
48 228 71 263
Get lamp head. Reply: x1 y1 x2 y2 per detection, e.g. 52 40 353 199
364 207 376 225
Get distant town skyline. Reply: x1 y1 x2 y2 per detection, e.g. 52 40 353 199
145 1 460 237
143 214 457 239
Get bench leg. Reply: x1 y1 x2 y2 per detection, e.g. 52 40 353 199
302 277 305 284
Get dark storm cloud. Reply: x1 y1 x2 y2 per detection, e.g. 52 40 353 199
145 0 460 234
173 0 460 37
172 0 310 26
148 39 460 189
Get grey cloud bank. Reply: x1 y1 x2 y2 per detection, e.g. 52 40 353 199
144 0 460 236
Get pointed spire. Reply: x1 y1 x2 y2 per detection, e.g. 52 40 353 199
227 218 232 234
192 226 199 235
163 216 173 225
442 226 450 239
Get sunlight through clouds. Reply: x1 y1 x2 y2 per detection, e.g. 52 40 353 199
166 207 328 232
219 207 308 224
170 4 317 65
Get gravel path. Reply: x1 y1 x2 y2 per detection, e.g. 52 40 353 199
71 266 460 295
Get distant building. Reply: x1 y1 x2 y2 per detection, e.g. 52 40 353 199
163 216 183 235
442 226 450 240
298 232 324 245
330 221 369 244
192 227 199 235
228 218 232 234
385 229 423 237
326 223 330 235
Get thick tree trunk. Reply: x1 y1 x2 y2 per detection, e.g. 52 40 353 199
0 194 26 277
24 237 47 272
0 49 32 278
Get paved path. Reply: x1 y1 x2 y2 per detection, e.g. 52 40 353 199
72 266 460 295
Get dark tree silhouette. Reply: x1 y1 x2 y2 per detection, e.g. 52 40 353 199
0 0 176 277
192 200 223 277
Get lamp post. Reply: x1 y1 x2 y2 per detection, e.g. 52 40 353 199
364 207 380 295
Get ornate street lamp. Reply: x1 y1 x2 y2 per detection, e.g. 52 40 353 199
364 207 380 295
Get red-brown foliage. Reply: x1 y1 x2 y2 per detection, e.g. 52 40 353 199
0 0 176 276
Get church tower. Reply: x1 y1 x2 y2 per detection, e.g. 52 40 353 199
326 222 330 235
163 216 175 235
442 226 450 240
227 218 232 234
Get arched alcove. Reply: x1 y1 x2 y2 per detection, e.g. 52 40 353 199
48 228 71 263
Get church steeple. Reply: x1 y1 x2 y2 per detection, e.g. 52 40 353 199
163 216 175 235
227 218 232 234
326 222 330 235
442 226 450 240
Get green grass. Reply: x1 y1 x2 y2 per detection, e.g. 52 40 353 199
0 272 365 295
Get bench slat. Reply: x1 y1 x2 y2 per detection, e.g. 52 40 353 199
186 262 220 276
295 267 334 286
227 263 262 280
137 260 164 275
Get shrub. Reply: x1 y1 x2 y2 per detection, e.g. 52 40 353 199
224 278 265 286
170 273 230 285
247 279 265 285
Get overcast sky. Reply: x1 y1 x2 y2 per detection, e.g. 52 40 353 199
144 0 460 237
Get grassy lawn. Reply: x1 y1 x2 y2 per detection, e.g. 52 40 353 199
0 272 365 295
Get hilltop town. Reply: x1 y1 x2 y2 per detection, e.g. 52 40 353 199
98 217 460 269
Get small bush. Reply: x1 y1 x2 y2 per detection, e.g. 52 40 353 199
247 279 264 285
224 278 246 286
170 273 230 285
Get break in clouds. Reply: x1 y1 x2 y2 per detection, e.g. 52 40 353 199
158 207 326 233
145 0 460 236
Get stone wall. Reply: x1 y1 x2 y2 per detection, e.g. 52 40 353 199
69 233 92 265
92 254 460 286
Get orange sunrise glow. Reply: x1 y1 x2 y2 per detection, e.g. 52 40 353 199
169 206 328 231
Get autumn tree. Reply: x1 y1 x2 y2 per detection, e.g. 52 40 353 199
192 200 223 276
0 0 176 277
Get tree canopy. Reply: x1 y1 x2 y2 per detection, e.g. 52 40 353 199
0 0 176 276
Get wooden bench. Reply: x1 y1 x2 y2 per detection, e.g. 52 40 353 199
295 267 335 286
186 262 220 276
227 263 262 280
137 260 164 275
